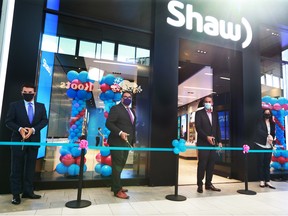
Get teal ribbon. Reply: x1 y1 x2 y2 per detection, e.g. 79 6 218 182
0 141 287 153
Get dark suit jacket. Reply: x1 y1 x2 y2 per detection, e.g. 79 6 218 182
5 100 48 145
195 108 221 147
253 118 275 145
106 103 136 147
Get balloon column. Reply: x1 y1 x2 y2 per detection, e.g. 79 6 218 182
262 96 288 170
55 70 94 176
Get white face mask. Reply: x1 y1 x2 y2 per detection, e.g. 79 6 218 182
204 103 212 110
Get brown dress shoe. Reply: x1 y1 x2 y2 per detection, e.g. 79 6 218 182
115 190 129 199
205 184 221 192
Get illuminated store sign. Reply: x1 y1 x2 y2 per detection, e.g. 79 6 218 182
167 0 252 48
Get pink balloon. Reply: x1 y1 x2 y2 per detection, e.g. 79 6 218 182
282 104 288 110
273 103 281 111
101 155 112 166
75 156 86 165
104 111 109 118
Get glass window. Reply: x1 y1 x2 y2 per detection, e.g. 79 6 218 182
136 48 150 65
95 43 101 59
101 41 115 60
41 34 59 52
79 40 96 58
117 44 136 63
58 37 76 55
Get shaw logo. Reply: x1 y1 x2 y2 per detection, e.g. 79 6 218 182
42 59 52 76
166 0 252 49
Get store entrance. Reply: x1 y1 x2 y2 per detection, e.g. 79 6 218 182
177 39 241 185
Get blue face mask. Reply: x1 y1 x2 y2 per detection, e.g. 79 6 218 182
123 98 132 106
204 103 212 110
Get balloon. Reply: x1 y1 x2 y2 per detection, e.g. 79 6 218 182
105 90 114 100
68 164 80 176
61 154 75 166
270 97 277 105
271 162 281 170
75 156 86 165
104 74 115 85
113 92 122 101
66 88 77 98
101 165 112 176
273 103 281 111
283 162 288 170
77 90 87 99
99 92 107 101
278 156 286 164
100 83 110 93
104 111 109 118
96 153 102 162
282 104 288 110
86 92 92 100
59 146 71 156
95 163 102 174
67 70 78 81
55 163 68 174
173 147 180 154
78 71 88 83
100 147 110 157
101 155 112 166
71 147 81 157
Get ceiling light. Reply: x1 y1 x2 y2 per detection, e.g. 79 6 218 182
197 49 207 54
183 86 213 91
220 76 230 80
93 60 137 67
204 72 213 76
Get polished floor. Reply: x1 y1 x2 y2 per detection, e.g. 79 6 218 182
1 159 287 215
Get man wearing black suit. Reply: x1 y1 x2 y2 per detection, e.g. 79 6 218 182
106 91 136 199
195 96 222 193
5 83 48 204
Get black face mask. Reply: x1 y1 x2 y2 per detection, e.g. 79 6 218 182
264 114 271 119
22 93 34 102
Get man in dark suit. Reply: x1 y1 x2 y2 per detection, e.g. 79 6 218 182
5 83 48 204
195 95 222 193
106 91 136 199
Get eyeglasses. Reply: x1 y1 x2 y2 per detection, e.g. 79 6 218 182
123 96 132 99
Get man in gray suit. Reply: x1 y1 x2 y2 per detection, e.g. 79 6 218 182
106 91 136 199
195 95 222 193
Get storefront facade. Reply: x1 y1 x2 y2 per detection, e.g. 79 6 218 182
0 0 287 194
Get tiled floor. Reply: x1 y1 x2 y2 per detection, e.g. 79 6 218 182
1 159 287 215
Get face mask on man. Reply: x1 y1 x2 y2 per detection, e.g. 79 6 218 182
22 93 34 102
204 103 212 110
123 98 132 106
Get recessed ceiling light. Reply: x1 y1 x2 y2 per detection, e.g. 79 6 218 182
220 76 230 80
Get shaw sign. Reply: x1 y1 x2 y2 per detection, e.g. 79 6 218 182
166 0 252 49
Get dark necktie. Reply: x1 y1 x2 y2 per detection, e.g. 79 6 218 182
126 108 134 124
28 102 34 123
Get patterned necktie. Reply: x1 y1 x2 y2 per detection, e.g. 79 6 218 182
126 108 134 124
28 102 34 123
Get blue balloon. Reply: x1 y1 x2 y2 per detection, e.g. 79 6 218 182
283 162 288 170
99 92 107 101
56 163 68 174
104 74 115 85
100 147 110 157
273 151 281 158
71 146 81 157
78 71 88 83
67 70 78 81
179 145 187 152
68 164 80 176
95 163 102 174
114 92 122 101
86 92 92 100
66 89 77 98
83 164 87 172
270 97 277 105
101 165 112 176
271 162 281 170
105 90 114 100
60 146 71 156
77 90 87 99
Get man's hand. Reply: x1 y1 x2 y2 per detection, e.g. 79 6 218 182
120 132 129 142
207 136 215 145
218 142 223 148
19 128 28 140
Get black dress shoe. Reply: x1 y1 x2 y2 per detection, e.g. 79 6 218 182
205 184 221 192
197 186 203 193
12 195 21 205
265 183 276 189
22 193 41 199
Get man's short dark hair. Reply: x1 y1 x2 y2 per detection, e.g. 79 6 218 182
122 90 133 97
21 83 36 91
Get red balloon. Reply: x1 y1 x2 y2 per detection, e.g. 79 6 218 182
104 111 109 118
273 103 281 111
95 153 101 162
101 155 112 166
75 156 86 165
100 83 110 93
278 156 286 164
271 155 277 162
282 104 288 110
62 154 75 166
